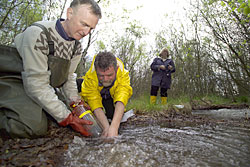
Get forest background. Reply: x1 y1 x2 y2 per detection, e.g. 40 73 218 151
1 0 250 106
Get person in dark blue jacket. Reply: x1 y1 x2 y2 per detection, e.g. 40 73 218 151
150 48 175 105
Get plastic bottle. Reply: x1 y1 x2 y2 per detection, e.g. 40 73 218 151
73 104 103 137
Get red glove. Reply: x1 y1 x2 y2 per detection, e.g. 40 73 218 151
59 113 93 137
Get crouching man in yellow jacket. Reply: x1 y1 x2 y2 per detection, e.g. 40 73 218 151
79 51 133 137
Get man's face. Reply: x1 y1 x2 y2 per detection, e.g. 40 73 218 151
66 4 99 40
96 66 117 87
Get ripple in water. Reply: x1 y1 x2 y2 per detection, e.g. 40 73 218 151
63 123 250 167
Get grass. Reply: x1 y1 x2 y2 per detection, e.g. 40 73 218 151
126 94 187 114
126 94 250 113
192 94 250 105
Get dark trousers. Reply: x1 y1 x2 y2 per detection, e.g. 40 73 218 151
76 78 84 93
102 98 115 119
150 85 168 97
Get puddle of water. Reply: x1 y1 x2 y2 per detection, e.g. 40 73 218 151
62 117 250 167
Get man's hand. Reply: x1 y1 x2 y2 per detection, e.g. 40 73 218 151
59 113 93 136
106 101 124 137
101 128 109 137
101 127 118 137
94 108 110 137
107 126 119 137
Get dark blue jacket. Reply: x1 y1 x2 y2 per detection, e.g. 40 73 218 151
150 57 175 89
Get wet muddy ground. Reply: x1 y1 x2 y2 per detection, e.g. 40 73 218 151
1 104 250 167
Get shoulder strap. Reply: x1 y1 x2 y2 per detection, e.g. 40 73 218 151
31 23 54 55
73 40 80 56
31 22 79 57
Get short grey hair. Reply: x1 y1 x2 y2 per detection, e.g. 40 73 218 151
94 51 117 71
70 0 102 18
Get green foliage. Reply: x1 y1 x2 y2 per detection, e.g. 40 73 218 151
224 0 250 17
96 41 106 51
125 21 147 38
0 0 65 45
0 0 44 44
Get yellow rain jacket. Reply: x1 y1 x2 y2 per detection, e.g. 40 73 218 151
80 56 133 111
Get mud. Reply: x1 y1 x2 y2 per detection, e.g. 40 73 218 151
1 105 250 167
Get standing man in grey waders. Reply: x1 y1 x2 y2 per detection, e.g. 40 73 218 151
0 0 102 138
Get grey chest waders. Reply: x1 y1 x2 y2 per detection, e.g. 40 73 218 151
0 23 79 138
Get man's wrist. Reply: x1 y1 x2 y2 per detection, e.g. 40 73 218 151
110 119 121 131
108 125 119 136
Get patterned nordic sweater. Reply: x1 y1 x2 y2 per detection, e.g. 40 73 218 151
14 20 82 122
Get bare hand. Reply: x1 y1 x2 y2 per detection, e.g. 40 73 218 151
101 127 109 137
159 65 166 70
107 126 118 137
168 65 173 70
101 126 118 137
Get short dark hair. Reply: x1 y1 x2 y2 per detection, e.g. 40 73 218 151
94 51 117 71
70 0 102 18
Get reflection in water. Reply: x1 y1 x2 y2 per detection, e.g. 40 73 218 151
63 122 250 167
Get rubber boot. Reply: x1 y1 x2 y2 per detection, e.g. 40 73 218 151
150 96 157 104
161 97 167 105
